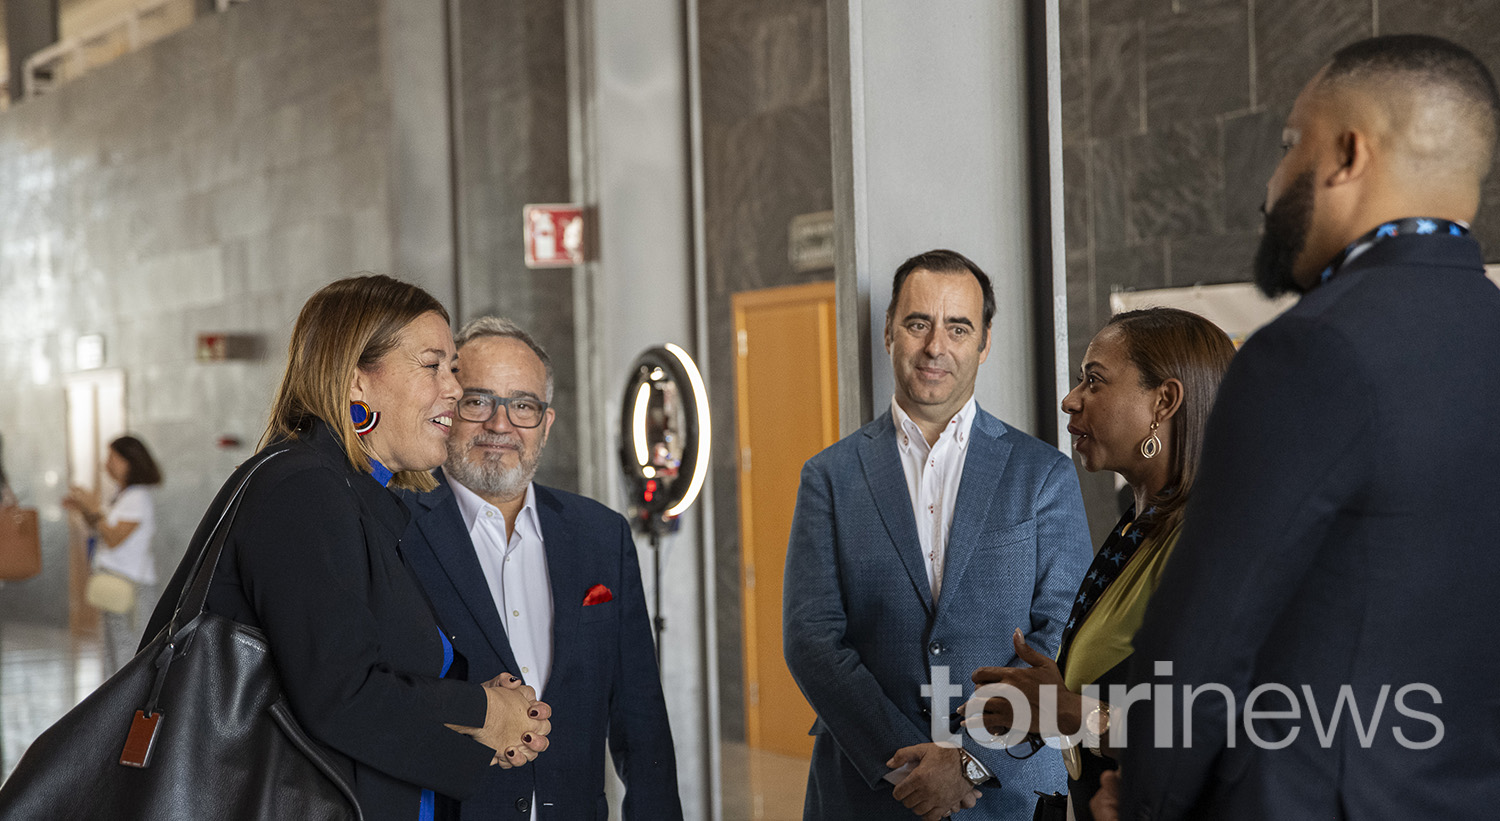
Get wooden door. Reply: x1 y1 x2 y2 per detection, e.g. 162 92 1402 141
64 369 127 636
733 281 838 758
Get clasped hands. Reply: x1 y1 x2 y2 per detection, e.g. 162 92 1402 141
445 673 552 767
881 629 1093 820
884 743 980 821
61 485 104 523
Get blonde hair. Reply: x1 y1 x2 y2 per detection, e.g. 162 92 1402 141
264 275 449 492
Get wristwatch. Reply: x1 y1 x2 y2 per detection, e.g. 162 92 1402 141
958 749 989 786
1085 702 1111 757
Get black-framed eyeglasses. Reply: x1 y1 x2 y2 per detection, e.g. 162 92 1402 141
457 390 549 428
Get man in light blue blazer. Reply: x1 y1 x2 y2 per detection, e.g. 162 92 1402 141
784 250 1091 820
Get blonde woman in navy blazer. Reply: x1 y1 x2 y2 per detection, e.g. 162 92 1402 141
145 276 551 821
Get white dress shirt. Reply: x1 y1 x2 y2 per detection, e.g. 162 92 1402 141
448 476 553 821
447 476 555 698
887 396 991 787
891 395 976 602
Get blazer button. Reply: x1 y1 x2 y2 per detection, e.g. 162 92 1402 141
516 796 531 813
928 641 944 656
919 706 932 719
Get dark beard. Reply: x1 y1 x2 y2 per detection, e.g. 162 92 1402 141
1253 170 1316 298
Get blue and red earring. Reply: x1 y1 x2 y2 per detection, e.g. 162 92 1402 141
350 401 380 436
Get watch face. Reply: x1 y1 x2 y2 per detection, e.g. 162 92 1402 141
964 758 984 782
1087 705 1110 738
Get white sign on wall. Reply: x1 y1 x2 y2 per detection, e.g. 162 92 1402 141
1111 268 1500 349
75 333 105 370
1110 283 1297 348
788 210 835 272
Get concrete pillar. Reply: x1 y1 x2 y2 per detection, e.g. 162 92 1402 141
380 0 458 311
566 0 716 815
5 0 58 101
828 0 1067 442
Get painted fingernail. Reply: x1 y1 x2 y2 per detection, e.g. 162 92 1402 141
529 709 539 717
524 734 533 743
506 749 516 758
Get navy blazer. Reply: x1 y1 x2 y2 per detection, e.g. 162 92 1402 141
783 405 1092 820
1121 233 1500 819
399 471 682 821
144 423 492 821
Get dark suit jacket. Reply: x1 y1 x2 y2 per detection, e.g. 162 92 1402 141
144 422 493 821
399 470 682 821
1121 232 1500 819
783 406 1092 820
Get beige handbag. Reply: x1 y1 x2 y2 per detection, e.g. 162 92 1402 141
85 571 136 614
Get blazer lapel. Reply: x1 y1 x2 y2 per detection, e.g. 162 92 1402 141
933 408 1012 623
418 474 522 677
536 487 583 688
858 412 934 613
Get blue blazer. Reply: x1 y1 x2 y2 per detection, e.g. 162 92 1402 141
783 405 1092 820
400 472 682 821
1120 232 1500 819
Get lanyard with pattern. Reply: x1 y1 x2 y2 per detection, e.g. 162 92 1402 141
1319 217 1470 285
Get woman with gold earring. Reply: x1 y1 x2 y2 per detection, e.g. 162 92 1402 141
970 308 1235 821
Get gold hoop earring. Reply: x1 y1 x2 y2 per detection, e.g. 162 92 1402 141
1140 421 1161 459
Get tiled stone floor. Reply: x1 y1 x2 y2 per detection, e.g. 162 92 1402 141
720 741 808 820
0 622 104 781
0 619 811 818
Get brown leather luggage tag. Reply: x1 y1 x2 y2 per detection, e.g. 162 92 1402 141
120 710 163 768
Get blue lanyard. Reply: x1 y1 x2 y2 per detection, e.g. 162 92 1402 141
1320 217 1469 285
418 629 457 821
369 459 394 487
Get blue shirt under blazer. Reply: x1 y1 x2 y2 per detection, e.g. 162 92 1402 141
783 405 1092 820
1121 231 1500 819
400 471 682 821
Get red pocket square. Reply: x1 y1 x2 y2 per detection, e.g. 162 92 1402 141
583 584 613 606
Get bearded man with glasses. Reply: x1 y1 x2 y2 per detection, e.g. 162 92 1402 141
399 316 682 821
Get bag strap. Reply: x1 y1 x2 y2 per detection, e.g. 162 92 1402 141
168 448 287 636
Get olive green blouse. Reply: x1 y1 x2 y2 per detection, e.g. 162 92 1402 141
1062 521 1183 693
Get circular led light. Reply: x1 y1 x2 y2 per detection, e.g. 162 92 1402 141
662 343 710 518
618 343 712 531
631 381 652 466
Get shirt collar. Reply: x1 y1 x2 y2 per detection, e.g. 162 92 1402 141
515 485 542 542
890 395 977 451
445 471 542 542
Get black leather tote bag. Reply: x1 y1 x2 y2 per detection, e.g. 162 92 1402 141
0 449 362 820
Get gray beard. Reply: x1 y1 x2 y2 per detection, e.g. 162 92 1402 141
445 434 541 500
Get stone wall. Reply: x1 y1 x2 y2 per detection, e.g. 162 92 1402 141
1061 0 1500 541
451 0 577 492
0 0 396 623
698 0 834 745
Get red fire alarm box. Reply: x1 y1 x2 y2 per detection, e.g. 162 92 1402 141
523 204 586 268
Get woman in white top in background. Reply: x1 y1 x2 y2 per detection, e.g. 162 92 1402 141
64 435 161 673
